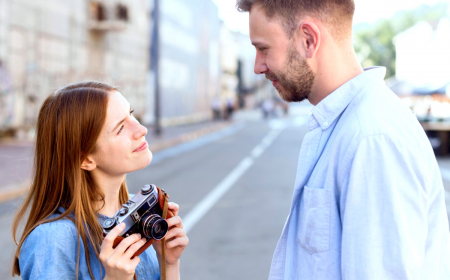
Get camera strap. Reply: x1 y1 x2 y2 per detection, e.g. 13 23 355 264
161 189 169 280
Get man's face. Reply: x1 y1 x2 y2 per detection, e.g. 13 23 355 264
249 5 315 102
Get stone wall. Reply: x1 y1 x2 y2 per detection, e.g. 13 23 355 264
0 0 150 135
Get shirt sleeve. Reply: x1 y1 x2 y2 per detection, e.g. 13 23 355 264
19 221 78 280
340 134 429 280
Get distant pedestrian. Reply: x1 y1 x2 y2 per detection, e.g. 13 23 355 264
237 0 450 279
224 97 235 120
11 82 188 280
262 98 274 119
211 96 221 120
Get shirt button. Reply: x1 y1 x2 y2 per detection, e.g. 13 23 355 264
324 122 329 127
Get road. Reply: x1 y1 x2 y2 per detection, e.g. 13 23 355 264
1 104 450 279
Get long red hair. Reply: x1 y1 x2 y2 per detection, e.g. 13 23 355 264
12 82 131 278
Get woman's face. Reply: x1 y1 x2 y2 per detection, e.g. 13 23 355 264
89 90 152 176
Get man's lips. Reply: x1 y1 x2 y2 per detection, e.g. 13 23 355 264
265 74 278 86
133 141 148 152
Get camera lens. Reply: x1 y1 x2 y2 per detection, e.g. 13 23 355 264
141 213 168 240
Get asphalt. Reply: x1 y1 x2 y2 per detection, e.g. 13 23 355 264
0 104 449 280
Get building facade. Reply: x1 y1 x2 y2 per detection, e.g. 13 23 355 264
0 0 150 136
146 0 221 126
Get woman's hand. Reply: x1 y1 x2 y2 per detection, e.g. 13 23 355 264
100 222 147 280
153 202 189 267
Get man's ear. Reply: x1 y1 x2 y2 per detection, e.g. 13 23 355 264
298 21 321 58
81 155 96 171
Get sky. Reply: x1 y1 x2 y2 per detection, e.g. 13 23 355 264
212 0 450 34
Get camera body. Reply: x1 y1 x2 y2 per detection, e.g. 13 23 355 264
102 184 169 241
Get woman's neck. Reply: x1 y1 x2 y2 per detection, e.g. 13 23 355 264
91 171 125 217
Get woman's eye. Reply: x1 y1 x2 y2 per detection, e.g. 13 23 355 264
117 125 124 135
130 109 134 115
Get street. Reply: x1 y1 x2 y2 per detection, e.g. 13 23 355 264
1 104 450 279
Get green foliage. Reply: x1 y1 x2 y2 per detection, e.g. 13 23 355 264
354 2 449 78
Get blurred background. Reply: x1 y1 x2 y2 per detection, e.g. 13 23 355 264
0 0 449 279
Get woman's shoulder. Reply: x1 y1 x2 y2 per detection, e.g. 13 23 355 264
24 214 78 246
19 214 80 279
20 211 80 263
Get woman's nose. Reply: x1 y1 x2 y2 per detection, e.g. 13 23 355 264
133 121 147 139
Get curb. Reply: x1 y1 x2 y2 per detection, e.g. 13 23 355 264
0 121 234 203
148 122 232 152
0 181 31 203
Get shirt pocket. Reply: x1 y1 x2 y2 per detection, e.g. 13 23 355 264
297 186 331 254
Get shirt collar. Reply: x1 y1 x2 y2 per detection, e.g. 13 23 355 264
56 206 111 222
310 67 386 131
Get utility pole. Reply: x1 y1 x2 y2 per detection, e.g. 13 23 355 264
151 0 161 135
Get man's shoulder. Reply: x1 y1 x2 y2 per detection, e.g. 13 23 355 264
341 84 425 141
329 83 434 166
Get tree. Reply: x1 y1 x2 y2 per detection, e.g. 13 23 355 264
353 2 449 78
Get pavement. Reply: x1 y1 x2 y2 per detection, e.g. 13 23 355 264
0 113 250 203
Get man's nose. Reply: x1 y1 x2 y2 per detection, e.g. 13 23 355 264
254 52 269 74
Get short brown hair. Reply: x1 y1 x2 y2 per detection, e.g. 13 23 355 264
236 0 355 42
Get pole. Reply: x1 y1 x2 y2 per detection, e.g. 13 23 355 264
151 0 162 135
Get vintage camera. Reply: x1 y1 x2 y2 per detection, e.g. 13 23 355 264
102 184 169 242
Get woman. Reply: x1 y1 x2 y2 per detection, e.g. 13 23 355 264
11 82 189 280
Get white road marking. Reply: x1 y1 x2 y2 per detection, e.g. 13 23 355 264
182 157 254 233
182 123 288 233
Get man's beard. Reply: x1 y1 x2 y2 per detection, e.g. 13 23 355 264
265 43 315 102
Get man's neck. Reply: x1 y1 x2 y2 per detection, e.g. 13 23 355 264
308 47 363 106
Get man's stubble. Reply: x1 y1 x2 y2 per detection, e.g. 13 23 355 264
265 42 315 102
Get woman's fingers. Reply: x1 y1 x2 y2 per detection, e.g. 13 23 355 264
165 234 189 249
164 227 189 249
101 222 126 255
166 215 183 229
99 223 149 279
164 227 186 242
168 202 179 216
123 237 147 259
113 233 143 256
129 256 141 268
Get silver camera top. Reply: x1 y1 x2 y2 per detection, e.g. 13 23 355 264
102 184 159 237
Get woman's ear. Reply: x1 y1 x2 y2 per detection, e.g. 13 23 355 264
298 21 321 58
81 156 97 171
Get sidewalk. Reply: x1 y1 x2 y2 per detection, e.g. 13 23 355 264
0 117 243 203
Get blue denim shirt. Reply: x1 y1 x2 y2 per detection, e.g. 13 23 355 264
19 208 160 280
269 67 450 280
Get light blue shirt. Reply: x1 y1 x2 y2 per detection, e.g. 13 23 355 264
19 208 160 280
269 67 450 280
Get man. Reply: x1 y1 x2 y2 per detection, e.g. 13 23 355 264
236 1 450 279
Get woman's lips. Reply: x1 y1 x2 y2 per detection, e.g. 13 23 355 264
133 141 148 152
